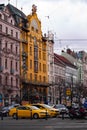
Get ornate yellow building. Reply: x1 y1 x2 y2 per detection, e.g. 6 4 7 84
20 5 48 104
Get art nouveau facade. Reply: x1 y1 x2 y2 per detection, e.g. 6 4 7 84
0 4 20 106
20 5 49 104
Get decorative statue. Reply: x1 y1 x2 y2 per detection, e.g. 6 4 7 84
32 4 37 14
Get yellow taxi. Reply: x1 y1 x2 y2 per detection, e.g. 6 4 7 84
9 105 49 119
30 104 59 117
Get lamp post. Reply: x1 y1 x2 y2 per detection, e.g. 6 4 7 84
71 75 73 106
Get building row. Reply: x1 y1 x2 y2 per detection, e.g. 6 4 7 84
0 3 87 106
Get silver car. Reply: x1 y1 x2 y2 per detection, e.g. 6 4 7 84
53 104 69 114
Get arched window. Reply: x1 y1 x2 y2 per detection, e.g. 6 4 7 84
5 76 8 85
0 24 2 32
16 78 18 87
10 44 13 53
30 46 32 55
34 37 37 45
11 19 13 24
0 14 2 19
11 77 13 86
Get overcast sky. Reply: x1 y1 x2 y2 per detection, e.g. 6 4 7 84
1 0 87 54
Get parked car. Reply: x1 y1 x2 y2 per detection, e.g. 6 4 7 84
9 105 49 119
30 103 59 117
0 106 9 117
72 103 79 109
53 104 69 114
0 104 20 117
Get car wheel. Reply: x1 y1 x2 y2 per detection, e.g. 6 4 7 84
12 113 17 119
33 113 39 119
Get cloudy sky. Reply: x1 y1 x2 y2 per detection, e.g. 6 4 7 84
1 0 87 54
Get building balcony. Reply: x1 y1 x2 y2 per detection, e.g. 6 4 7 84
21 39 28 44
22 52 28 57
3 85 12 91
22 65 28 71
0 32 20 42
3 48 10 54
21 78 49 87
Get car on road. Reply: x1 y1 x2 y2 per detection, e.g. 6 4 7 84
30 103 59 117
0 104 20 117
53 104 69 114
0 106 9 117
9 105 48 119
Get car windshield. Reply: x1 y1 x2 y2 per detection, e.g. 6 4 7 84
29 106 39 110
43 104 53 109
56 105 65 108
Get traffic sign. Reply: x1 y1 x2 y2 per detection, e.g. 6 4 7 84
66 88 71 95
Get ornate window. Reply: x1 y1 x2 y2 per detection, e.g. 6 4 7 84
16 46 18 54
34 61 38 72
0 57 1 66
0 14 2 19
39 63 41 71
11 30 13 36
11 77 13 86
5 76 8 85
30 46 32 55
0 75 2 85
11 60 13 70
0 40 2 50
10 44 13 53
5 59 7 69
16 62 18 71
0 24 2 32
30 73 32 80
30 60 32 69
16 32 18 38
4 14 8 22
16 78 18 87
34 74 37 81
6 27 8 34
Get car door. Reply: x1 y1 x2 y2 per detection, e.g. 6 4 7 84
17 106 31 118
34 105 45 110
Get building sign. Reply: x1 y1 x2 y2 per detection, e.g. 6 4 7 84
66 88 71 96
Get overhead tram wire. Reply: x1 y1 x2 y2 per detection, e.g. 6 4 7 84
54 39 87 41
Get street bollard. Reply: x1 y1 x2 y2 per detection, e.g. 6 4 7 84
62 112 64 120
45 109 48 120
1 112 3 120
30 109 32 120
16 109 18 120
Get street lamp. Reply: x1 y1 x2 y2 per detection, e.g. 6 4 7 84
71 75 73 106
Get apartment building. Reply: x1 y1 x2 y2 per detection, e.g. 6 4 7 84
0 4 20 106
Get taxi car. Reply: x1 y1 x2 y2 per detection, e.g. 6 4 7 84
9 105 48 119
30 104 59 117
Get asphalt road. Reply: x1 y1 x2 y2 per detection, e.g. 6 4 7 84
0 116 87 130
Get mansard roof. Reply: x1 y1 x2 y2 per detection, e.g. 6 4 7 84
0 4 5 10
54 53 77 69
7 4 28 26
